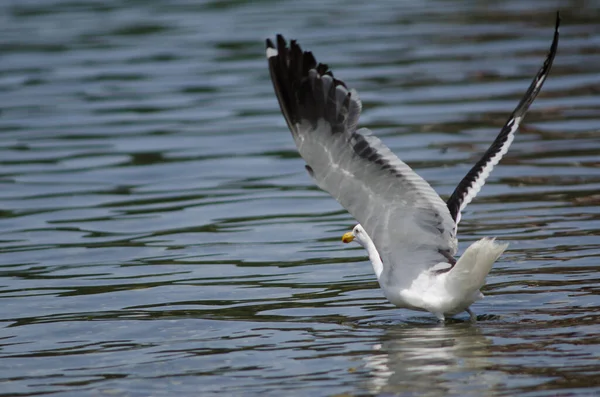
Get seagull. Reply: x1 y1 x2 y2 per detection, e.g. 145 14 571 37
265 14 559 321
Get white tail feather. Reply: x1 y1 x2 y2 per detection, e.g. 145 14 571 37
445 238 508 296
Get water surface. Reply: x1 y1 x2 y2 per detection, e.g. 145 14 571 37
1 0 599 395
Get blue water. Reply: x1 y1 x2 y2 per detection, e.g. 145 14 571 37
1 0 599 395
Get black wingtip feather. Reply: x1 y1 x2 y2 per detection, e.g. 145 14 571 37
446 13 560 223
265 34 357 138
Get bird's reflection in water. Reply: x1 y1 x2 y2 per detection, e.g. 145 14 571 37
363 321 497 395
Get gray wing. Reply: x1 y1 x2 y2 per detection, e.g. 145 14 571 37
266 35 457 285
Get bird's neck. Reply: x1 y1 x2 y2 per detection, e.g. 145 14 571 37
363 238 384 280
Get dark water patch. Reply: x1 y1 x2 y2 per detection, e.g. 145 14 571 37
111 23 171 37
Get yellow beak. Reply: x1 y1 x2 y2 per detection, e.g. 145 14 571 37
342 232 354 243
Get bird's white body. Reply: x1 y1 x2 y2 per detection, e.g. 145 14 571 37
385 239 507 320
350 224 507 320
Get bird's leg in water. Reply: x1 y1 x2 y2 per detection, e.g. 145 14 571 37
466 307 476 322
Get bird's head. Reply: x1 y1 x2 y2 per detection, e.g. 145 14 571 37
342 224 368 248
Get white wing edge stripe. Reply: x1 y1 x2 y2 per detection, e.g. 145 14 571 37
266 47 278 58
458 115 522 215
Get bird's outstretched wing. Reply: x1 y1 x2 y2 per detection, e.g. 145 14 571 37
446 13 560 226
266 35 456 286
